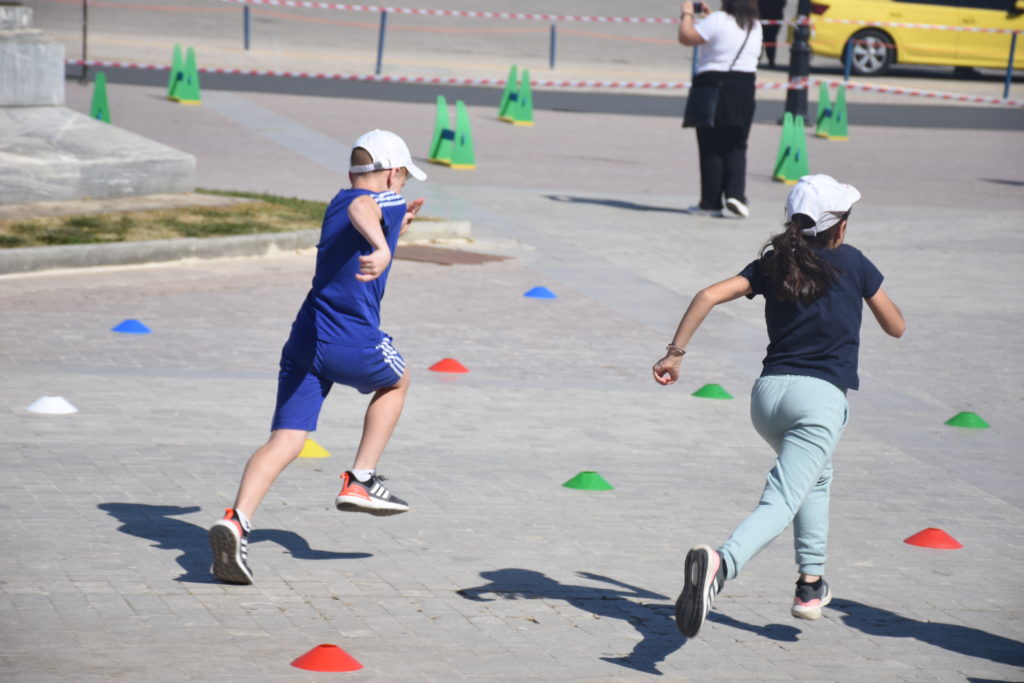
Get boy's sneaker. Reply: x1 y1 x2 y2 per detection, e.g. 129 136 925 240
725 197 750 218
675 544 725 637
335 471 409 516
792 578 831 620
208 509 253 585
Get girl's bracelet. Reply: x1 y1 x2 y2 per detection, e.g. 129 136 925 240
666 344 687 356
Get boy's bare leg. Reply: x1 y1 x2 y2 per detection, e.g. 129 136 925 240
352 373 409 471
233 428 308 520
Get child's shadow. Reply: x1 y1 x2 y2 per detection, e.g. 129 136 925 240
98 503 371 584
457 568 797 675
830 598 1024 668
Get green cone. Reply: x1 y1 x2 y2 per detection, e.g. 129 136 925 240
498 64 518 120
562 471 614 491
815 82 831 138
90 71 110 123
944 411 990 429
692 383 733 399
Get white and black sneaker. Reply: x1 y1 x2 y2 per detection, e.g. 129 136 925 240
209 508 253 585
676 544 725 637
335 471 409 516
725 197 750 218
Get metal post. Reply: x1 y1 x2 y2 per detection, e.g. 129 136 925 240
80 0 89 83
549 23 557 70
691 45 699 79
843 36 853 81
375 10 388 76
784 0 811 122
243 5 251 51
1004 31 1018 100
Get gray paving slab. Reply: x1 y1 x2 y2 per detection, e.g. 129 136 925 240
1 63 1023 683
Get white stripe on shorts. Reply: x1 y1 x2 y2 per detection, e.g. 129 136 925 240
376 338 405 378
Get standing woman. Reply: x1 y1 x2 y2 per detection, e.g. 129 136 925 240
679 0 763 218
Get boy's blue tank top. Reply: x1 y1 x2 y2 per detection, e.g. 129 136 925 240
291 188 406 345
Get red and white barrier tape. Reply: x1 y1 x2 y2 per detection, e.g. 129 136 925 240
67 59 1023 107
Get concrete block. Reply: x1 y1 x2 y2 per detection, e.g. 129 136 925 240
0 107 195 204
0 6 33 31
0 28 64 106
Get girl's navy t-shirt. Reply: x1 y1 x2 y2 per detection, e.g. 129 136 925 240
738 244 883 391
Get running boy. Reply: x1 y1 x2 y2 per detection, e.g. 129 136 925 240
209 129 427 585
652 175 905 636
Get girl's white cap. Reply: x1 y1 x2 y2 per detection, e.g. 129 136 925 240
350 129 427 181
786 174 860 235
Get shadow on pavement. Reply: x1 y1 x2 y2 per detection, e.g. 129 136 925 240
829 598 1024 668
707 610 801 642
98 503 371 584
457 568 681 675
545 195 690 215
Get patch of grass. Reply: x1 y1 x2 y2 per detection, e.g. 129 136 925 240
0 191 329 249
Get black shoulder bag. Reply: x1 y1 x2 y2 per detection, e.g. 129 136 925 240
682 25 753 129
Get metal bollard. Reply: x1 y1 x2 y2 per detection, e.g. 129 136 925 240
843 37 853 81
243 5 251 51
375 10 388 76
549 23 557 70
1004 31 1018 100
691 45 699 79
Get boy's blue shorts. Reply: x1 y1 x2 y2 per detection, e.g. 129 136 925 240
271 332 405 432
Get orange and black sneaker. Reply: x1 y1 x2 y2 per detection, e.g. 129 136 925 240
335 471 409 516
792 578 831 620
208 508 253 585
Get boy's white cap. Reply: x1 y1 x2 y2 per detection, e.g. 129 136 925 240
350 129 427 181
786 174 860 235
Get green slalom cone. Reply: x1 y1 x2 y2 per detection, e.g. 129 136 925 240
167 44 183 98
773 111 794 182
787 114 810 183
944 411 990 429
90 71 111 123
449 100 476 169
170 46 202 104
815 82 831 138
513 68 534 126
498 65 518 120
428 95 453 165
692 383 733 399
562 471 614 491
827 84 849 141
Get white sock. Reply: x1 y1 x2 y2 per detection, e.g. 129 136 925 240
234 508 252 534
351 469 375 483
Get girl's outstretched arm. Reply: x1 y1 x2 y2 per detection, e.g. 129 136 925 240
653 275 752 385
866 287 905 338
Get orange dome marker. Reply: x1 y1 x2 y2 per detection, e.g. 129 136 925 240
429 358 469 373
904 528 962 549
291 644 363 672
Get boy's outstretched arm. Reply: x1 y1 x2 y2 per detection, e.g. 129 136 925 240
400 198 425 236
349 195 390 282
653 275 752 386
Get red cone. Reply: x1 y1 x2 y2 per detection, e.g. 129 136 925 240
291 644 363 672
904 528 962 549
429 358 469 373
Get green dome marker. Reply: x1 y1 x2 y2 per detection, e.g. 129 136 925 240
562 471 614 491
692 383 733 399
944 411 990 429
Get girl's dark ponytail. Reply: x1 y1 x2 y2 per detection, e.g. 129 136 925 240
760 212 847 304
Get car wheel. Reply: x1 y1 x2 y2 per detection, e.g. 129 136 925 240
846 29 895 77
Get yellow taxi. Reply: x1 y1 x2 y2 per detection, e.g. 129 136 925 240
806 0 1024 76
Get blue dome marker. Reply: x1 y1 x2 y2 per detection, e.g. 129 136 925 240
524 286 557 299
112 319 151 334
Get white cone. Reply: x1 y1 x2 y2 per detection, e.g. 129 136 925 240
26 396 78 414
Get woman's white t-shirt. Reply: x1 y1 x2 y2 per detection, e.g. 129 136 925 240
694 12 763 74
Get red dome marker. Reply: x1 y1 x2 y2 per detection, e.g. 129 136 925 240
429 358 469 373
291 644 363 672
904 528 962 549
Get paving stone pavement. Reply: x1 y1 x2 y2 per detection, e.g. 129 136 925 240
2 82 1023 681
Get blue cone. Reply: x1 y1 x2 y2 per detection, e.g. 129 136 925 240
524 286 557 299
112 319 151 334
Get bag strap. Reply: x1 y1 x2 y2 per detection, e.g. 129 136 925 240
727 26 753 72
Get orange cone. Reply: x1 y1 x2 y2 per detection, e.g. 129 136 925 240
291 644 363 672
904 528 962 549
429 358 469 373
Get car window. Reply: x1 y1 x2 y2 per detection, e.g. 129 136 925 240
958 0 1012 9
894 0 959 5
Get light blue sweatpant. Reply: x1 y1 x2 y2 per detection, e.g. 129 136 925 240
718 374 849 580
